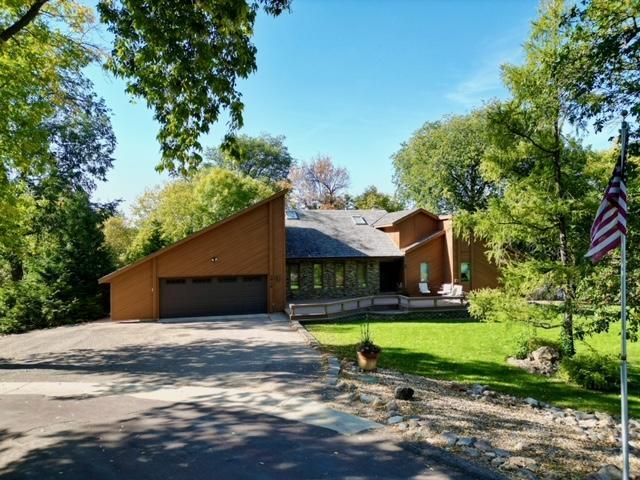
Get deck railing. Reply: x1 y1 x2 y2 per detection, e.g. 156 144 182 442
288 294 465 319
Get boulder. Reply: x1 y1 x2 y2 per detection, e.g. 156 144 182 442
531 346 560 364
586 464 622 480
394 386 415 400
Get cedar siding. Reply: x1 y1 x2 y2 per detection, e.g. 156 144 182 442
100 192 286 321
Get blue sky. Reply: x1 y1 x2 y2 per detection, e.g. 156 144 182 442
90 0 611 211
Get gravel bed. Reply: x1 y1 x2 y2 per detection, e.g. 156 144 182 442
325 361 639 480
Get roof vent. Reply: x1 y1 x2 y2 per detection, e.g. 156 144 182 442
286 210 299 220
351 215 367 225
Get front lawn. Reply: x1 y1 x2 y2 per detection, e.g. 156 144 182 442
306 317 640 416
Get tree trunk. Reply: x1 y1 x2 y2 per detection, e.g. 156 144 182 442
9 255 24 282
553 121 576 356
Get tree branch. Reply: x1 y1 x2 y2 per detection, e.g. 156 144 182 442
0 0 49 44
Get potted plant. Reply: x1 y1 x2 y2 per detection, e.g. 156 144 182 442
356 322 381 371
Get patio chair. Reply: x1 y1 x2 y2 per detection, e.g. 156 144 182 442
438 283 453 295
450 284 464 304
418 282 430 295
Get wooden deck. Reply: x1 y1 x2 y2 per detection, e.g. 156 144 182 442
287 294 467 320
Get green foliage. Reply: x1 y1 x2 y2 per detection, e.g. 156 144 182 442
352 185 405 212
392 109 498 213
561 352 620 392
103 215 136 267
559 0 640 137
205 133 294 183
512 333 563 360
0 190 115 333
357 322 381 355
126 167 276 261
468 288 560 328
97 0 292 174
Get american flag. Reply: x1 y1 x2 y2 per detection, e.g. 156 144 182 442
585 165 628 264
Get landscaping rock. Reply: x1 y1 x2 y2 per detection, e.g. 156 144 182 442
439 431 459 446
586 464 623 480
387 415 404 425
474 439 492 451
502 456 538 470
457 436 476 447
385 400 399 412
469 384 486 396
493 448 511 458
524 397 541 408
360 393 380 405
463 447 480 457
394 385 415 400
507 346 560 376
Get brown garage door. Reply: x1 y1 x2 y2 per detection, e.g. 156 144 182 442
160 276 267 318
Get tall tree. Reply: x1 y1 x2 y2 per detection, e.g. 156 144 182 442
559 0 640 137
392 110 498 214
126 168 276 260
289 156 350 209
205 133 293 183
1 0 291 175
353 186 405 212
461 0 596 356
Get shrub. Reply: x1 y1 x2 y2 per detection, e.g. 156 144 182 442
560 352 620 392
512 334 563 360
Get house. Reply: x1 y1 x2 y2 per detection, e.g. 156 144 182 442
99 191 498 320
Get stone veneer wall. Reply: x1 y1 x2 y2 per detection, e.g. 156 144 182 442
286 259 380 300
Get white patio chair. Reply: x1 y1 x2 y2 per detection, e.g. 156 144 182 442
418 282 430 295
450 284 464 303
438 283 453 295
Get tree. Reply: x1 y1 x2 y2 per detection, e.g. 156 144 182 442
461 0 598 356
126 168 276 260
559 0 640 137
393 110 498 214
205 133 293 183
353 186 405 212
1 0 291 175
103 215 136 267
289 156 350 209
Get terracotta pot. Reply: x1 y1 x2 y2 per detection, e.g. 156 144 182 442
357 351 380 371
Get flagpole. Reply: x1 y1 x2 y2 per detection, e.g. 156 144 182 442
620 113 630 480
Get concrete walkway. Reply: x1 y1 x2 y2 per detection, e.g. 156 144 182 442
0 314 491 479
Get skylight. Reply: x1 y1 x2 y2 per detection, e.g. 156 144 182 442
351 215 367 225
286 210 299 220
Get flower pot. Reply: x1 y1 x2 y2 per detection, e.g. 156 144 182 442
357 351 380 371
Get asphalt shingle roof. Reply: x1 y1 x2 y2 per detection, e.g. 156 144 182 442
285 209 403 259
371 209 417 226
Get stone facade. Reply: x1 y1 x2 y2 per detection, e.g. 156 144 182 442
286 259 380 300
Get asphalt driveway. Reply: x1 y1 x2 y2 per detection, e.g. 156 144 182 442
0 314 495 479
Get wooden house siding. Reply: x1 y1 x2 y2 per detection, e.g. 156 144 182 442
403 235 447 295
102 192 286 321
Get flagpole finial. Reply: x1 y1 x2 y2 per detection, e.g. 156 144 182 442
622 110 628 119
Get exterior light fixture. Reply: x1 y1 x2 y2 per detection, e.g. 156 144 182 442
211 256 219 262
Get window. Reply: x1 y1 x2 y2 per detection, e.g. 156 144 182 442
288 264 300 290
286 210 299 220
335 263 345 288
357 263 367 287
313 263 323 289
460 262 471 282
419 262 430 283
166 279 186 284
351 215 368 225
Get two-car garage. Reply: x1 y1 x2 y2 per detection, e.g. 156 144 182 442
99 192 286 321
159 276 267 318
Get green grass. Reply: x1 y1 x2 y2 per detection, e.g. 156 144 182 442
306 317 640 416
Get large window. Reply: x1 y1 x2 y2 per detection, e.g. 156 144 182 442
460 262 471 282
335 262 345 288
288 264 300 290
313 263 323 289
357 263 367 287
419 262 430 283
